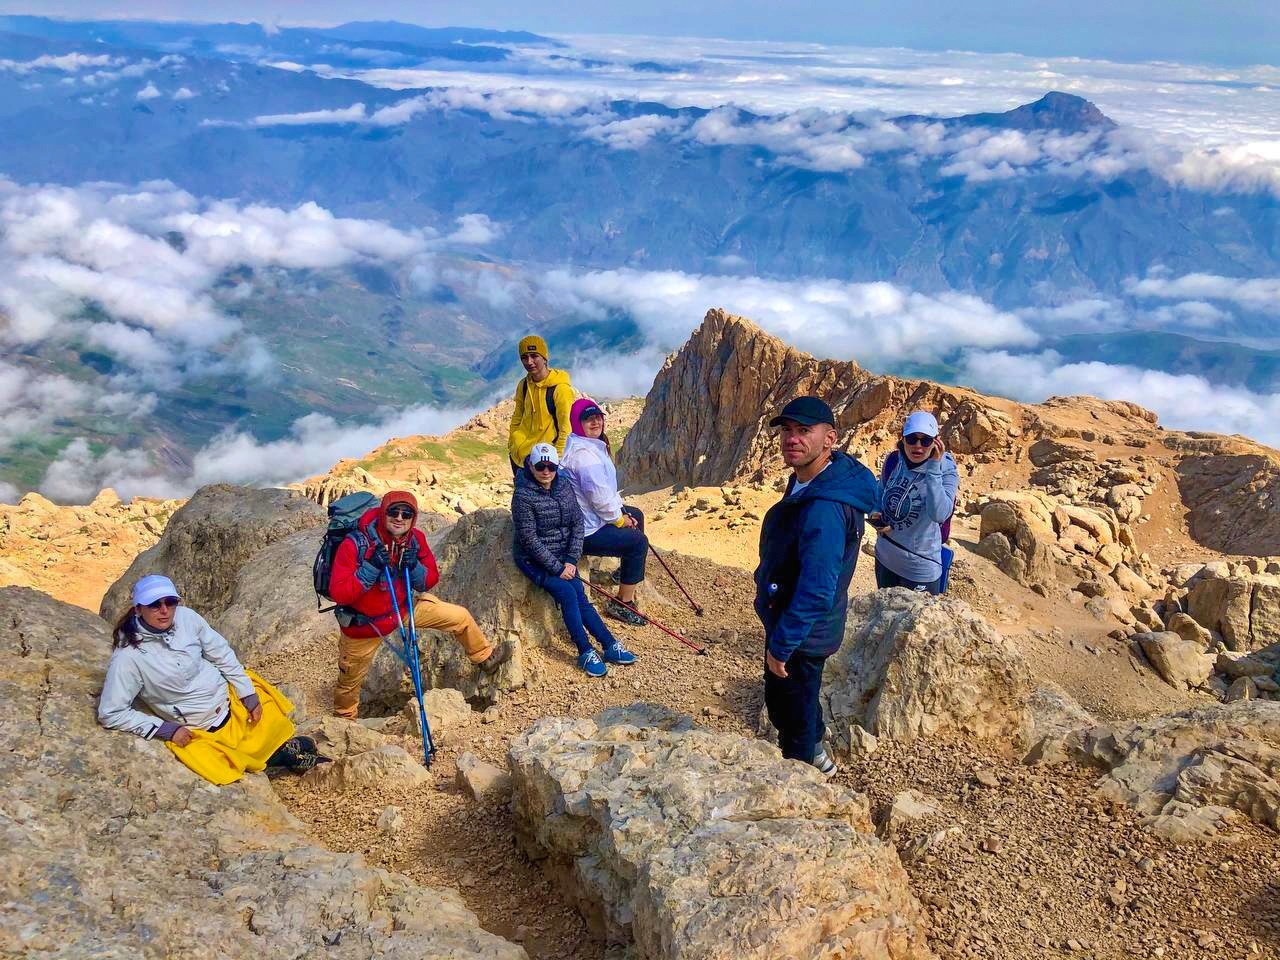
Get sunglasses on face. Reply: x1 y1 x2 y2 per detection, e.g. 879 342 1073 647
145 597 180 610
385 507 416 520
904 434 935 446
533 462 558 472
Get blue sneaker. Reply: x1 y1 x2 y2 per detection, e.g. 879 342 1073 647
577 649 608 678
602 642 637 666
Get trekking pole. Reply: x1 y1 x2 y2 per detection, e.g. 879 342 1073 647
385 566 434 768
648 543 704 616
578 575 707 655
403 566 436 765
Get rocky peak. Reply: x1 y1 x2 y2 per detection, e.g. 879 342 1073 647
983 91 1117 132
617 308 1028 490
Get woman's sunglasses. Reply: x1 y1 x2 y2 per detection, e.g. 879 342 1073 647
144 597 180 610
385 506 416 520
533 462 558 472
904 433 935 446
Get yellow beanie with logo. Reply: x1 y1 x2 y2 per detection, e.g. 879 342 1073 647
518 335 548 360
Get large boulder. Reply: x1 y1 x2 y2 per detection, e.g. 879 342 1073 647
99 484 325 622
1186 571 1280 652
974 494 1056 586
215 526 333 663
0 586 525 960
819 590 1033 751
1034 701 1280 842
1135 631 1214 690
509 704 933 960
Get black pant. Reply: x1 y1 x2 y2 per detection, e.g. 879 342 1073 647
764 651 827 763
581 506 647 585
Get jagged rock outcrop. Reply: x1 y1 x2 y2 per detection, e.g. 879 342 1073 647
1175 443 1280 556
1033 700 1280 842
819 590 1033 751
0 488 182 610
509 704 933 960
99 484 325 621
617 309 1019 489
1135 631 1215 690
0 586 525 960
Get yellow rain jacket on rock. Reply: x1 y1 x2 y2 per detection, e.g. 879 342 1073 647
508 368 575 467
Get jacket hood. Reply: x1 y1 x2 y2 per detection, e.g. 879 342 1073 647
569 396 604 436
375 489 419 544
790 450 878 512
526 368 571 391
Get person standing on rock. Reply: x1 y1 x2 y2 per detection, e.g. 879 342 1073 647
507 334 576 477
512 442 637 677
328 490 512 719
560 396 648 626
99 574 323 784
871 411 960 594
755 397 878 776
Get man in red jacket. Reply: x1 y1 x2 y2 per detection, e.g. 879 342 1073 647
328 490 511 719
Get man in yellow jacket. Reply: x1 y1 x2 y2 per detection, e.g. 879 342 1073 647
508 335 576 475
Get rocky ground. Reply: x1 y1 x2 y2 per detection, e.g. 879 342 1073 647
8 309 1280 959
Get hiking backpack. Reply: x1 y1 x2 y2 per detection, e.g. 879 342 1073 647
312 491 380 612
880 450 954 541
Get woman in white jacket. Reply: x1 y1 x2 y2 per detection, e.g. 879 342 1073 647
560 397 649 626
99 574 324 784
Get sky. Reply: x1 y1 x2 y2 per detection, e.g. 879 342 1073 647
5 0 1278 66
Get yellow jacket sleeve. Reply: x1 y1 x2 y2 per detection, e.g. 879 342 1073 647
507 380 526 465
553 379 575 457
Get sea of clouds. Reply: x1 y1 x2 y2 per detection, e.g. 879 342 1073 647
2 33 1278 502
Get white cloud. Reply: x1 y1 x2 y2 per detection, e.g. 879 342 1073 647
0 53 122 74
0 359 151 452
0 480 17 504
249 102 368 126
535 266 1038 367
446 213 503 246
1126 273 1280 314
581 113 685 149
959 349 1280 448
172 86 197 100
135 82 161 101
38 403 476 503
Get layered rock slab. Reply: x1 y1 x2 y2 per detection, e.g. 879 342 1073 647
0 586 525 960
1036 700 1280 842
509 703 933 960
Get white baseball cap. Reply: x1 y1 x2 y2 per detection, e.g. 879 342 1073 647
132 574 181 607
902 411 940 439
529 442 559 467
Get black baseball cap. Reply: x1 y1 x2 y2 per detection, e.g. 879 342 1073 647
769 396 835 428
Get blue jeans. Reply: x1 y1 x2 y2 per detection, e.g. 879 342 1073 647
874 558 941 594
515 557 617 655
764 651 827 763
581 507 647 585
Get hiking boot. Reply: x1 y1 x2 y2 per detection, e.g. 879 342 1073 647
812 748 838 778
577 649 608 678
602 641 636 666
606 598 647 627
477 641 514 675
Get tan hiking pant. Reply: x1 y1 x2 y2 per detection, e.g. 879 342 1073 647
333 594 492 719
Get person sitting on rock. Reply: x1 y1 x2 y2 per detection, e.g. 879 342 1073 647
327 490 511 719
559 396 648 627
755 397 879 777
507 334 575 477
871 411 959 594
99 574 323 785
512 442 637 678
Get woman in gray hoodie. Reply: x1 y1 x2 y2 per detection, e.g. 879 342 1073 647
872 411 959 594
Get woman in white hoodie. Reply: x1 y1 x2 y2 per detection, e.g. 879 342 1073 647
560 397 648 626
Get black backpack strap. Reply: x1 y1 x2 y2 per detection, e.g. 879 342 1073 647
547 385 558 443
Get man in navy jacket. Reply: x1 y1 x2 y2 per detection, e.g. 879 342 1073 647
754 396 878 775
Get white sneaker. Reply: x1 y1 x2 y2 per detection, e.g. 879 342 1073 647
812 748 838 777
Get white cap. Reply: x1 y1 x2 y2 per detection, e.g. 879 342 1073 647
902 411 940 439
529 442 559 466
132 574 181 607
